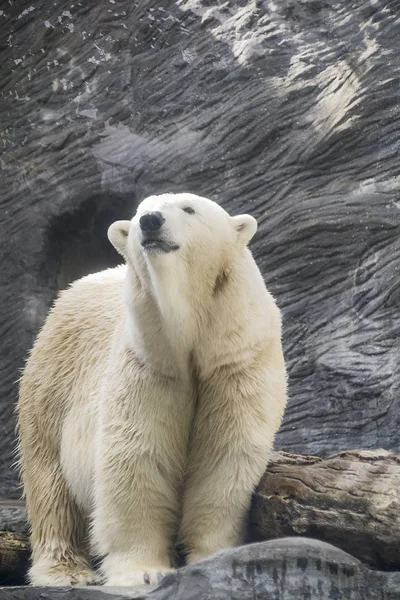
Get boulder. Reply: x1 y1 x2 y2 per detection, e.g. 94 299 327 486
2 538 400 600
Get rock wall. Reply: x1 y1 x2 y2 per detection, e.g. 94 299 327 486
1 0 400 497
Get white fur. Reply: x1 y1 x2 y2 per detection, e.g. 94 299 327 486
17 193 287 586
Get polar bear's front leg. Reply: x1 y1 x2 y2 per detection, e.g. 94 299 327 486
92 436 178 585
180 349 287 564
180 448 265 564
92 369 190 586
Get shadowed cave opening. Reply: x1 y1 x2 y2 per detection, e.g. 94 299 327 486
45 193 137 292
26 193 139 347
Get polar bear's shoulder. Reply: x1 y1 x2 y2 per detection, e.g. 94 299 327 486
68 264 127 290
47 265 127 330
61 264 127 300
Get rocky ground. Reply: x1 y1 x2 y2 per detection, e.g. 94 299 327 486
2 539 400 600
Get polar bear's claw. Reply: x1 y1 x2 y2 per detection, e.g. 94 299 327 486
29 561 101 587
105 567 175 587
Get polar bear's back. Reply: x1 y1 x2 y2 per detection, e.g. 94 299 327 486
19 265 127 427
40 263 126 353
57 264 127 331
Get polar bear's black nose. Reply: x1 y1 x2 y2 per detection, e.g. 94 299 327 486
139 211 165 232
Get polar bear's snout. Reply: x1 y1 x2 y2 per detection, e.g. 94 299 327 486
139 211 165 232
139 210 180 254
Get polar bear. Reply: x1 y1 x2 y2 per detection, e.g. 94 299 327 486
17 192 287 587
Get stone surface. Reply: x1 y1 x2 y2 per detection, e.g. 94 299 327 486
1 1 400 498
0 504 27 535
2 539 400 599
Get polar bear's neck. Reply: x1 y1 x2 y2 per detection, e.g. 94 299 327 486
123 254 234 372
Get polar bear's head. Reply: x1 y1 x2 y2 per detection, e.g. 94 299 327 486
108 193 257 270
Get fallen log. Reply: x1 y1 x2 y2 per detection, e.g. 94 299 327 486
2 449 400 585
0 533 29 586
251 449 400 569
0 501 29 585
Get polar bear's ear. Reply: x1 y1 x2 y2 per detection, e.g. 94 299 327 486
108 220 131 257
231 214 258 245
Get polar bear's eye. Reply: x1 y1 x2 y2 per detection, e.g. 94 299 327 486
183 206 195 214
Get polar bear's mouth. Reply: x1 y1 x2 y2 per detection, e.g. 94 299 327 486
141 238 180 253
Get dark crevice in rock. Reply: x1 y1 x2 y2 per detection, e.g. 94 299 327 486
42 193 136 295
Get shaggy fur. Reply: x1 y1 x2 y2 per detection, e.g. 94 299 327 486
17 193 287 586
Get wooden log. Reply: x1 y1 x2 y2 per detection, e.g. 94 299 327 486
2 449 400 584
251 449 400 569
0 532 29 586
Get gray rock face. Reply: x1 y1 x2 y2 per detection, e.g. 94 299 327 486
2 539 400 599
0 503 27 534
1 0 400 498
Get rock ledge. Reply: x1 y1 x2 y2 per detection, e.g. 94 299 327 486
2 538 400 600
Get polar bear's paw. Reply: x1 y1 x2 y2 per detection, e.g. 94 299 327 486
29 560 101 587
105 566 175 586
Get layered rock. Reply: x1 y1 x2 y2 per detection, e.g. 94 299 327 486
1 1 400 503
